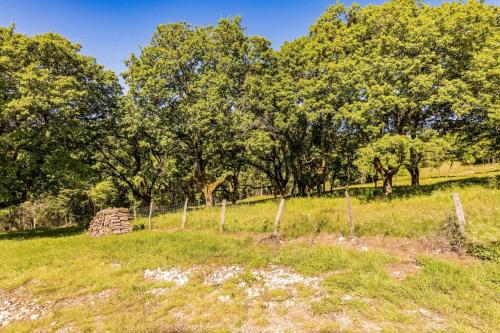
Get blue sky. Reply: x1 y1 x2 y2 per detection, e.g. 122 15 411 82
0 0 496 77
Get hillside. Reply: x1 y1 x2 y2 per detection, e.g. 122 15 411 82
146 163 499 244
0 164 498 332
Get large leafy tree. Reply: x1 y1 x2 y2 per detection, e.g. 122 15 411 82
93 97 182 207
0 26 120 207
355 134 411 195
246 36 341 197
455 17 499 163
124 18 270 206
308 0 498 194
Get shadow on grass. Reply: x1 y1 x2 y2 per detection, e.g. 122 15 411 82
318 175 498 203
231 175 498 206
0 225 85 241
422 168 499 180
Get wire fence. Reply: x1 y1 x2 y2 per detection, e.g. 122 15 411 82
127 191 469 242
130 198 260 219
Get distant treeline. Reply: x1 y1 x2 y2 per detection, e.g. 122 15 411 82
0 0 498 227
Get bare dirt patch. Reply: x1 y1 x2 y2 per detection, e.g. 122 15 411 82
0 287 45 327
0 287 116 328
142 265 380 332
288 233 477 281
404 307 447 331
386 262 422 279
54 289 116 308
293 233 474 262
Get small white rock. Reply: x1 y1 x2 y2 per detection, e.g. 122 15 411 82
341 294 353 302
144 267 191 286
336 313 352 328
204 265 244 286
148 288 169 296
30 314 39 320
246 287 261 298
419 308 432 317
217 295 231 303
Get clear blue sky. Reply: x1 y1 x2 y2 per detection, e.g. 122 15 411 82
1 0 496 77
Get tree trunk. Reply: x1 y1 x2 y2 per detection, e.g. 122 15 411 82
330 172 336 192
228 174 239 204
373 157 398 197
408 166 420 187
408 148 421 187
201 176 227 207
297 182 307 197
202 187 216 207
382 174 393 196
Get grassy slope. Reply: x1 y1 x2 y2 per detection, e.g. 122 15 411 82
148 163 499 244
0 163 499 332
0 231 499 332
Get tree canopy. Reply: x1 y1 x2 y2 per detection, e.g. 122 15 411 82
0 0 498 226
0 25 120 209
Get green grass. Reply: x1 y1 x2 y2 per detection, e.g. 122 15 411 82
0 163 499 332
0 230 498 332
146 165 499 244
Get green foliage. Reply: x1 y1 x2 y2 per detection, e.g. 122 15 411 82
18 195 73 228
467 242 499 261
1 0 498 224
307 0 498 188
355 135 411 175
0 25 120 209
122 18 271 205
87 180 120 210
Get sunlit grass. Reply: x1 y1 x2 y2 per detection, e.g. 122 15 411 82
0 230 498 332
146 179 499 244
0 163 498 332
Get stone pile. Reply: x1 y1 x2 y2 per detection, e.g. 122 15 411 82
88 208 132 237
0 288 45 327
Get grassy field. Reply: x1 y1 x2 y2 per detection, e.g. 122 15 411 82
1 230 499 332
147 163 499 244
0 163 498 332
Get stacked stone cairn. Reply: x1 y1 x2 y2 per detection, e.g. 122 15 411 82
88 208 132 236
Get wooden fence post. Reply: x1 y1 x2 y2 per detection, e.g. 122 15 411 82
220 199 226 232
345 190 354 237
148 201 154 230
451 192 466 237
181 198 188 229
273 198 285 237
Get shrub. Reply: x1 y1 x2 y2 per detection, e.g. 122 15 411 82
467 242 499 261
17 196 73 229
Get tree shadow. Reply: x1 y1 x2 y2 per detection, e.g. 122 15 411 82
0 225 85 241
320 175 497 203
